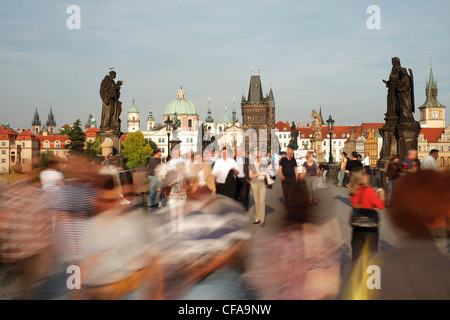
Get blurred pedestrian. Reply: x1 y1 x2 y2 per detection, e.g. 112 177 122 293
402 149 420 173
147 149 162 207
279 145 299 208
160 194 252 300
166 163 190 233
234 146 250 211
244 182 344 299
0 170 53 299
212 147 239 200
75 174 164 300
337 152 348 187
317 163 329 189
342 170 450 299
299 151 319 205
348 168 385 262
345 151 364 187
248 150 270 227
39 158 64 231
188 152 216 198
385 155 402 207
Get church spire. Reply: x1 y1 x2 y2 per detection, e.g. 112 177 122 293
421 62 443 108
32 107 41 126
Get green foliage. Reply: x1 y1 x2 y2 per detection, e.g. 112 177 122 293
64 119 86 154
85 136 100 160
147 139 158 156
37 151 53 169
121 131 153 169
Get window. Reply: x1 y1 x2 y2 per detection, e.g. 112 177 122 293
55 141 60 148
1 142 6 146
1 167 5 172
1 150 5 155
22 142 25 147
44 141 50 148
1 158 5 163
188 119 192 128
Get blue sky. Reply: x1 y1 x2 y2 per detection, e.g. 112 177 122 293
1 0 449 130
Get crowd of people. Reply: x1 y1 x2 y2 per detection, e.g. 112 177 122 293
146 146 278 228
0 144 449 300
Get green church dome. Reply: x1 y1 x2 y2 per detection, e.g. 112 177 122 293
164 88 198 116
129 104 139 113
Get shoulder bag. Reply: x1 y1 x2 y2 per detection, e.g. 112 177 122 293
349 187 379 228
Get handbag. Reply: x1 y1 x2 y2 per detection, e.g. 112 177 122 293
349 187 379 228
264 176 273 189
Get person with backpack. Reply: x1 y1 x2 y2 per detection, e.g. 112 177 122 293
348 168 385 262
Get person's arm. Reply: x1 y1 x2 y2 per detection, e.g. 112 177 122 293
368 188 385 210
278 163 285 181
231 160 239 176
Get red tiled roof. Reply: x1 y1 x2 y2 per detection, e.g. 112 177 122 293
36 135 69 142
85 127 99 137
275 121 290 131
361 123 384 132
0 126 17 140
421 128 445 143
16 129 37 140
302 125 363 140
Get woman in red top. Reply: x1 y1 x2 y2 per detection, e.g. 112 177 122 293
348 168 385 262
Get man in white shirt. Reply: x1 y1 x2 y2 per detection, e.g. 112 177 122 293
361 152 370 173
212 147 239 199
421 149 440 171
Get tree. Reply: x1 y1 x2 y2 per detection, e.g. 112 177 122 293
85 136 100 160
121 131 153 169
147 138 158 156
65 119 86 153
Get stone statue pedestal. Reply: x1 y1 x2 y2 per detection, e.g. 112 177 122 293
170 138 182 155
377 112 398 170
397 120 421 160
311 138 325 163
97 131 123 156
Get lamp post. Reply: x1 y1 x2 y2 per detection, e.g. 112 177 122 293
326 115 335 164
164 116 173 160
